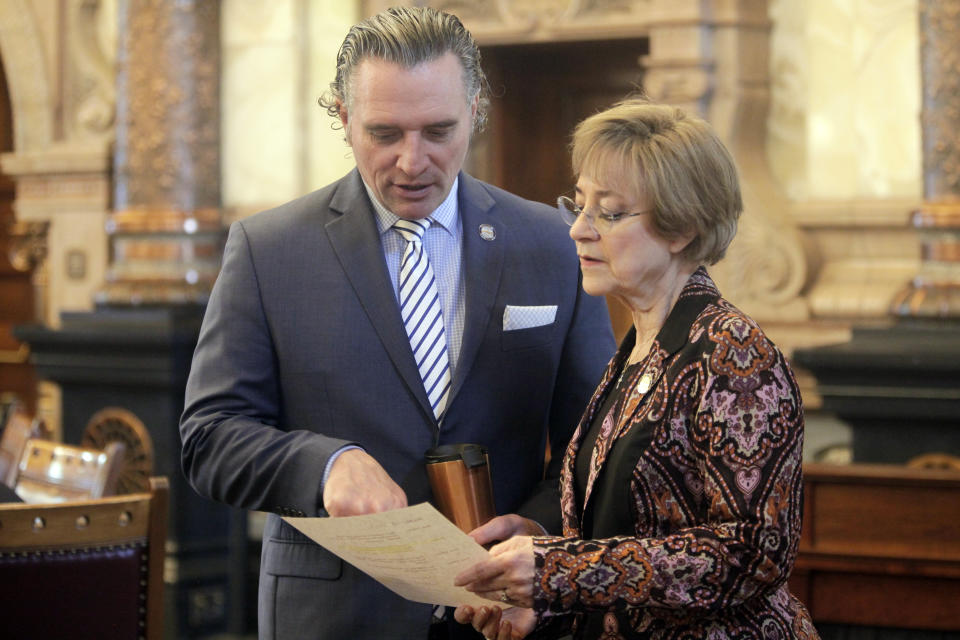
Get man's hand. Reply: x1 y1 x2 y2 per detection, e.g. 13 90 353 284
322 449 407 516
468 514 546 547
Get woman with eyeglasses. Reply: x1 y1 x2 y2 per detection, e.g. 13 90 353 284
452 98 818 640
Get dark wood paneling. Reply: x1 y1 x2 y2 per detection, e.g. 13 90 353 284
803 572 960 629
482 39 649 343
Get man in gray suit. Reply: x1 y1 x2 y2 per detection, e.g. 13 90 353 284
180 6 614 639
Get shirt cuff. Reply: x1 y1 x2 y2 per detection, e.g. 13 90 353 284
320 444 364 504
530 519 549 535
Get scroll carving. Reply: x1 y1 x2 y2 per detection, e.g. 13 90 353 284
582 0 634 11
497 0 572 22
720 209 810 310
434 0 497 20
435 0 570 29
65 0 117 141
370 0 648 34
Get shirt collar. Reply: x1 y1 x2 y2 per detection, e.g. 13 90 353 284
365 176 460 235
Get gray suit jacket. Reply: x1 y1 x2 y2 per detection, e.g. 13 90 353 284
180 170 615 639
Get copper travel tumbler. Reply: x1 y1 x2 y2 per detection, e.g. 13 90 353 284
425 443 496 533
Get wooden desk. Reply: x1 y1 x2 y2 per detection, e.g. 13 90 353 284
790 462 960 630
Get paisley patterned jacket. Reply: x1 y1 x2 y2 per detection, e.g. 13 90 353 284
531 269 819 639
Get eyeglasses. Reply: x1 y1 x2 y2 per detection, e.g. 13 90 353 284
556 196 650 235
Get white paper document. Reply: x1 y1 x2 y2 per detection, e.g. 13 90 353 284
284 502 504 608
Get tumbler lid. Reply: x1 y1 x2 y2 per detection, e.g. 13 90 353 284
424 443 488 468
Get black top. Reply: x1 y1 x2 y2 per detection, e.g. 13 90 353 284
574 359 654 539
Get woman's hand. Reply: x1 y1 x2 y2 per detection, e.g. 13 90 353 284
455 535 536 608
453 604 536 640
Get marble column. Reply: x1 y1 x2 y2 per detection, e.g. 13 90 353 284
891 0 960 317
99 0 222 305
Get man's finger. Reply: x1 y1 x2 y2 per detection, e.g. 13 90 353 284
468 515 514 545
454 562 498 587
453 605 474 624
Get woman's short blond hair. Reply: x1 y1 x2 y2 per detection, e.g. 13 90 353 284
571 98 742 265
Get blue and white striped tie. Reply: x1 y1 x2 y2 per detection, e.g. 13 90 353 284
394 218 451 421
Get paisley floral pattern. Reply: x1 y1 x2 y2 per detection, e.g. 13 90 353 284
531 269 819 639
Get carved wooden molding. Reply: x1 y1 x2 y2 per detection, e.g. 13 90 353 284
6 220 48 273
0 140 112 327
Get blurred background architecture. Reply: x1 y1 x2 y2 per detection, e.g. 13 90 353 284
1 1 957 638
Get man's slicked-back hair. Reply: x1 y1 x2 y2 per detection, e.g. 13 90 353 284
319 6 489 132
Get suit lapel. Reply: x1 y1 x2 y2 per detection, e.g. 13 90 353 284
325 170 436 423
450 173 503 401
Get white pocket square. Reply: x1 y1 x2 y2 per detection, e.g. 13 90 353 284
503 305 558 331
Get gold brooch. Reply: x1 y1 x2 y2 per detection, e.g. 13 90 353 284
637 373 653 394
